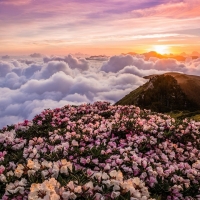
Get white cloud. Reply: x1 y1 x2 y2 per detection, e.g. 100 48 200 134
101 55 188 73
0 61 14 77
43 55 90 71
0 72 26 89
117 65 169 77
100 55 153 72
0 116 24 129
65 55 90 71
101 55 135 73
32 61 72 79
63 93 90 103
21 71 74 95
0 54 200 128
22 64 42 78
153 59 186 71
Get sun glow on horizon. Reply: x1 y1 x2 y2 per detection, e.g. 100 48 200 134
153 45 170 55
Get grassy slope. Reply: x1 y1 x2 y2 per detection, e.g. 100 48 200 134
116 84 147 105
168 110 200 121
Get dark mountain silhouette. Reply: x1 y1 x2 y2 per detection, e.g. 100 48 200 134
123 51 200 61
116 73 200 113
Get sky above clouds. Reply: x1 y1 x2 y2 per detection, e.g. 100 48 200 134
1 0 200 128
1 54 200 128
1 0 200 55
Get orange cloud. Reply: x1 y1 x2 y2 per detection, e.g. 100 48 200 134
132 1 200 18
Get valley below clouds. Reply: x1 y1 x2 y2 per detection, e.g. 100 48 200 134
0 54 200 128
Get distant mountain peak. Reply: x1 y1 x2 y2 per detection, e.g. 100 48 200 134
191 51 200 56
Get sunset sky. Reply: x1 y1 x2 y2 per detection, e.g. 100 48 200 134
1 0 200 55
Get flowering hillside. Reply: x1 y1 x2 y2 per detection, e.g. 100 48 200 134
0 102 200 200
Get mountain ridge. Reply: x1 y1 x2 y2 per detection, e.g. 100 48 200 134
116 72 200 114
123 51 200 61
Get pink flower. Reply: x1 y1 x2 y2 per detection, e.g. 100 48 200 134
0 165 5 174
0 151 7 161
92 158 99 165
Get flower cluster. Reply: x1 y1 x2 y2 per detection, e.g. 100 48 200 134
0 101 200 199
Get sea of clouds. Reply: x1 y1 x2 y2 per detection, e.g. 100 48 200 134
0 53 200 128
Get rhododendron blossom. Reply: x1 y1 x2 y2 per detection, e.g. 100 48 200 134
0 102 200 199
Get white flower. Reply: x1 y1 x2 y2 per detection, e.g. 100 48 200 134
7 170 14 176
6 179 27 195
0 174 7 182
192 160 200 169
109 170 123 181
0 130 16 143
52 162 59 178
102 172 109 180
110 180 120 191
93 172 102 179
60 159 72 175
62 191 76 200
71 140 78 146
156 167 163 175
133 190 141 198
14 164 24 178
83 181 93 190
60 165 69 175
102 180 111 187
111 191 120 198
94 193 104 200
19 178 27 186
67 181 75 190
28 169 36 177
42 160 53 168
141 196 148 200
74 186 82 193
62 191 71 200
27 159 40 171
110 170 117 177
132 177 141 186
28 178 60 200
41 169 49 179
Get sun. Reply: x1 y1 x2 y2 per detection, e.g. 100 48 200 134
153 45 170 55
